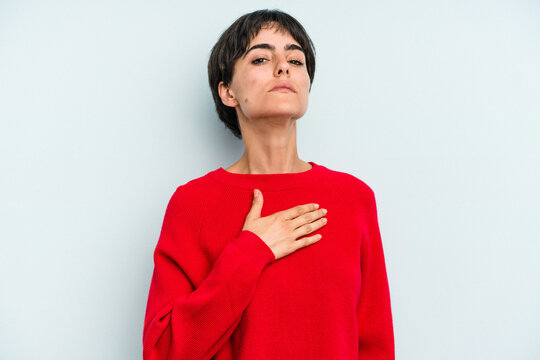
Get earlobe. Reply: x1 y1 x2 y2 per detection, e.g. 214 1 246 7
218 81 238 108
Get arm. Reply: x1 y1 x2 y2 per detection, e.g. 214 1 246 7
357 187 395 359
142 186 275 360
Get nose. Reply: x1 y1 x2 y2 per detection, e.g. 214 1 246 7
274 57 290 77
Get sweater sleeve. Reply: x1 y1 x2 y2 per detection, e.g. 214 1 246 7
357 187 395 359
142 186 276 360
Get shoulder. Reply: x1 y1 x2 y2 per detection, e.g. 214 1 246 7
165 174 215 219
321 165 377 203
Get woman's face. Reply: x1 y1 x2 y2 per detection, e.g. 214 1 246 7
219 25 311 122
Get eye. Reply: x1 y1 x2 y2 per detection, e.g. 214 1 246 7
252 58 268 64
289 59 304 66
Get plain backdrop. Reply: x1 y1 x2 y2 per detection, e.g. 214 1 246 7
1 0 539 359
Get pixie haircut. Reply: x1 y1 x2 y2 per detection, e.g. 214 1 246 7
208 9 316 139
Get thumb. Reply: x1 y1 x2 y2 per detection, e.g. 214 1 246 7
246 188 263 219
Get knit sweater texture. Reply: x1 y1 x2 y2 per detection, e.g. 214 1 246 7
142 161 394 359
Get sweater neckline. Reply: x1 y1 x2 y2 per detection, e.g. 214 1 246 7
208 161 324 190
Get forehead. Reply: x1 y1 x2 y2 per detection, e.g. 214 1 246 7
248 26 299 46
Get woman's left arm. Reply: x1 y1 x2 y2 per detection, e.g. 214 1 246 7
357 187 395 359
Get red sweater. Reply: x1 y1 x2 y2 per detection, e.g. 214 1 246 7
143 161 394 359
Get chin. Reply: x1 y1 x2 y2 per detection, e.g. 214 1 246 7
262 103 307 119
262 110 305 120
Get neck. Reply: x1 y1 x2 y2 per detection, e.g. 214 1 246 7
226 115 310 175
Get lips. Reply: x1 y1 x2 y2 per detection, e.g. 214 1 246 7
270 82 296 93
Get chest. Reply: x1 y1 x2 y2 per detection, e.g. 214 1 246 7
199 187 364 302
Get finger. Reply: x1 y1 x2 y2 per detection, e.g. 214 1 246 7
246 188 263 220
293 216 327 238
293 233 323 251
282 203 319 221
290 207 326 230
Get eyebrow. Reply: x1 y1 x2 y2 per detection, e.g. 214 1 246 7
242 43 305 58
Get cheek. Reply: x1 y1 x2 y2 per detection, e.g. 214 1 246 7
242 77 264 104
303 73 311 89
300 76 311 98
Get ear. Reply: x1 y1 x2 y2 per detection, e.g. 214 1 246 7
218 81 239 108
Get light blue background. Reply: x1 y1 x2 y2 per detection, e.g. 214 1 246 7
1 1 539 359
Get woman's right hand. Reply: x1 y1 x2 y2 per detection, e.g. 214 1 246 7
241 189 328 261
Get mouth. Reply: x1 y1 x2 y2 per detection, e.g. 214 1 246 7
271 87 295 93
269 82 296 93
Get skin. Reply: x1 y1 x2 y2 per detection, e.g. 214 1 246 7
218 23 311 175
217 23 328 260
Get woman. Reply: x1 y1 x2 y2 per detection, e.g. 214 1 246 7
143 9 394 360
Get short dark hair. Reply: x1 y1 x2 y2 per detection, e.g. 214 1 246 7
207 9 316 139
